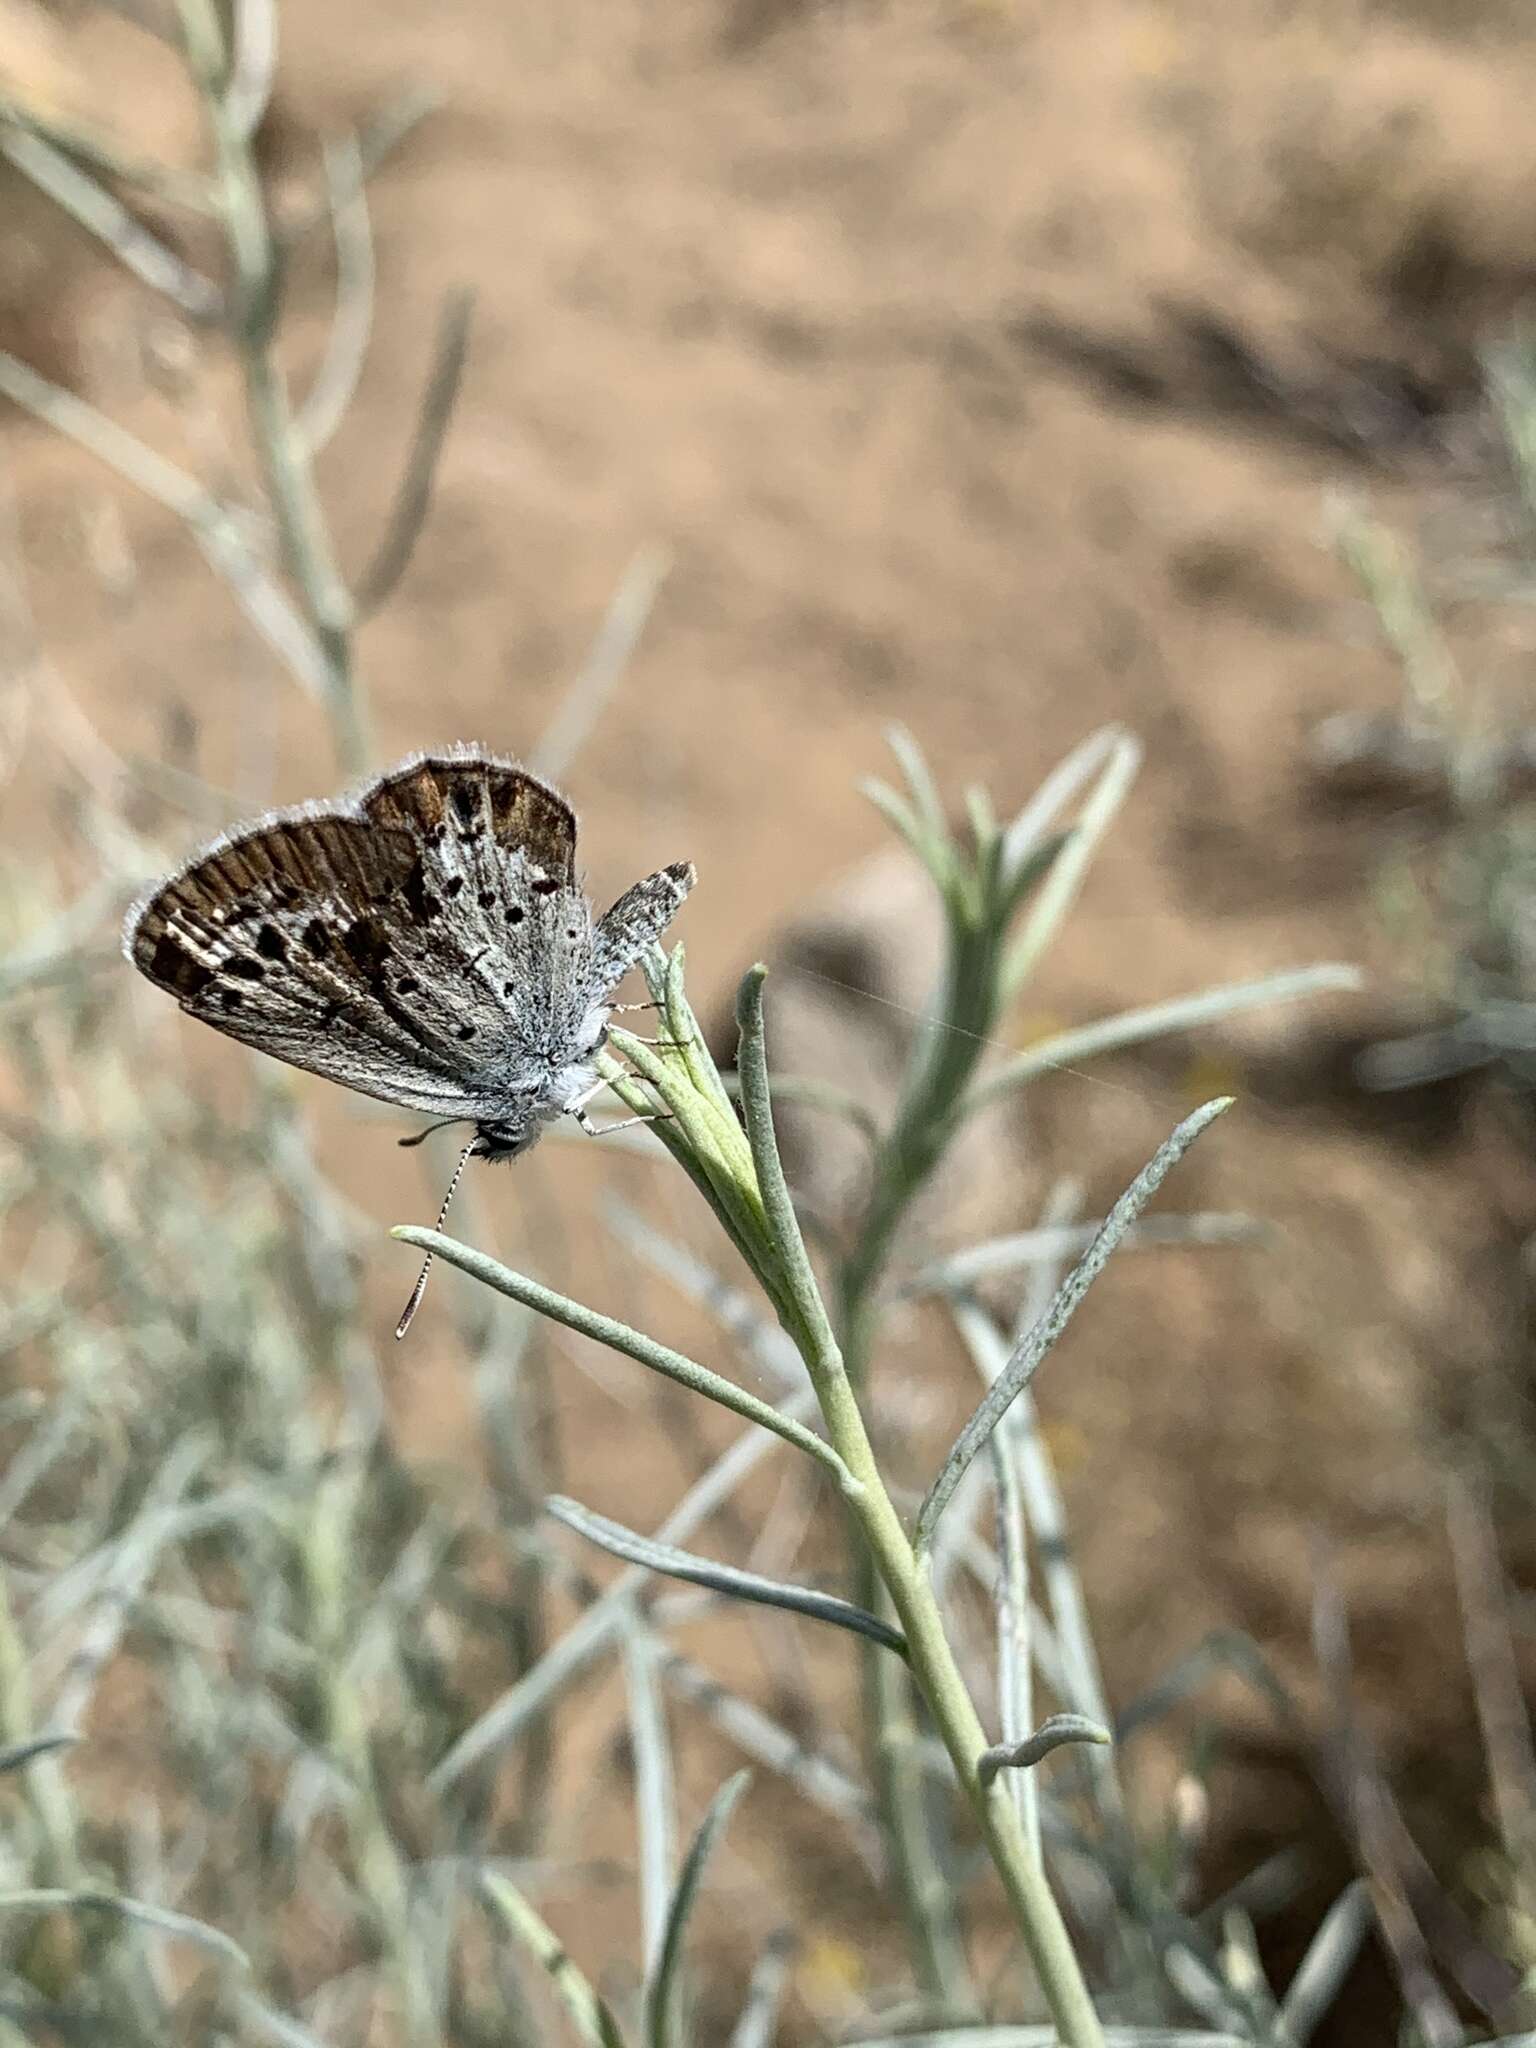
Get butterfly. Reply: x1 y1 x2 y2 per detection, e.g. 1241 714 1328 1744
125 746 694 1330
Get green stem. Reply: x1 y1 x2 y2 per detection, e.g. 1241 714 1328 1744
862 1571 973 2009
735 969 1102 2045
177 0 369 776
829 921 996 2003
822 1365 1104 2047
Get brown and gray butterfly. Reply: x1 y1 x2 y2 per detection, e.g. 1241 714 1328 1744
124 748 694 1162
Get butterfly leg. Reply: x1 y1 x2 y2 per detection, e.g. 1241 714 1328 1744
571 1104 672 1138
566 1076 672 1139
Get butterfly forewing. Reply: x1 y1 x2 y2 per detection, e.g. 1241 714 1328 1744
123 747 694 1138
360 753 577 885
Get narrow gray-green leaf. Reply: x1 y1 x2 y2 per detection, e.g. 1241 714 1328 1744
915 1099 1232 1554
548 1496 907 1657
1114 1628 1298 1745
430 1399 815 1792
0 1732 73 1773
0 1888 248 1968
910 1212 1265 1296
885 724 949 841
645 1771 751 2048
1277 1880 1372 2045
861 776 940 867
730 1931 797 2048
390 1226 846 1482
1003 729 1142 995
844 2031 1249 2047
978 1714 1111 1785
625 1626 678 1975
1000 723 1129 870
733 965 849 1387
970 965 1361 1113
481 1870 626 2048
234 1989 331 2048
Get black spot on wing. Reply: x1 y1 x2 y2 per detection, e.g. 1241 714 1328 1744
401 858 439 925
149 933 215 1000
342 916 392 977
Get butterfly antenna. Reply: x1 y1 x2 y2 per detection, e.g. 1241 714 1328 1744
398 1117 466 1150
395 1139 477 1341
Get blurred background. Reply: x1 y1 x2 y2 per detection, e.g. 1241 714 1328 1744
2 3 1536 2044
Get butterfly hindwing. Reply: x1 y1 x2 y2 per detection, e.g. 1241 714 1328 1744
591 864 696 993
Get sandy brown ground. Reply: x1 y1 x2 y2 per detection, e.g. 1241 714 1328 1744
5 0 1536 2039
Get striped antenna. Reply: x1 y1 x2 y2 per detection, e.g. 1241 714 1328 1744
395 1139 477 1340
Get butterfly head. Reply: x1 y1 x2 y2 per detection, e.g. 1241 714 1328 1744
472 1053 604 1162
472 1097 568 1163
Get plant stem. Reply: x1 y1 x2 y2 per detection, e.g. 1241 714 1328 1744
819 1357 1104 2047
830 919 997 2003
178 0 369 775
735 967 1102 2044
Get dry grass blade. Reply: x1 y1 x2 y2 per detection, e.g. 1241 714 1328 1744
0 122 220 316
0 1887 249 1968
429 1395 818 1791
728 1929 796 2048
0 351 328 693
1277 1881 1373 2046
842 2031 1250 2046
1447 1474 1536 1873
481 1871 627 2048
294 132 376 456
355 288 475 616
969 966 1361 1112
534 544 672 783
0 1733 74 1773
644 1770 751 2048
